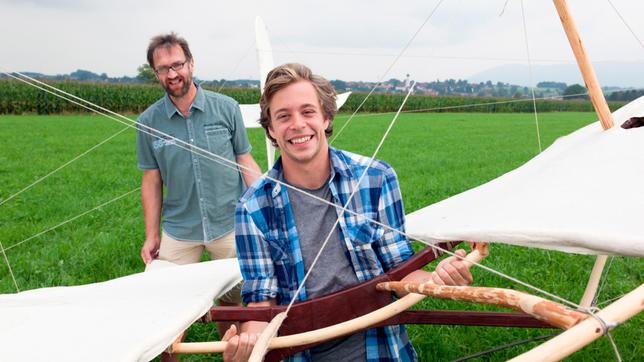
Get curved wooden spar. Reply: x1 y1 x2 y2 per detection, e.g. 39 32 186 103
170 293 428 354
376 283 588 330
170 244 488 355
509 283 644 362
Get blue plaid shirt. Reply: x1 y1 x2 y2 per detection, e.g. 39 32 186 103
235 147 417 362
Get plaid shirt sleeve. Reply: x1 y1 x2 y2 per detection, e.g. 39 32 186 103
235 195 279 304
374 164 414 271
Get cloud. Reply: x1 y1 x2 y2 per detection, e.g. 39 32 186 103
0 0 89 10
2 0 643 84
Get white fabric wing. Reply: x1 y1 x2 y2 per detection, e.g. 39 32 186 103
406 96 644 256
239 103 262 128
0 259 242 362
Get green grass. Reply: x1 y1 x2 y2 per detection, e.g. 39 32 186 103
0 112 641 361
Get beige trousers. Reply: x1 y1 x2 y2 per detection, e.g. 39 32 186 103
155 231 241 304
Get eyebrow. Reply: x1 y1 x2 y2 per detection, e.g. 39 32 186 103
273 103 317 114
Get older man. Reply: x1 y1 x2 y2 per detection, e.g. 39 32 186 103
136 33 261 324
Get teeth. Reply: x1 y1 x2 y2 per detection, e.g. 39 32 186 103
291 136 311 144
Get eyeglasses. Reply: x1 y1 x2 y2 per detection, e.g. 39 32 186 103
155 60 189 75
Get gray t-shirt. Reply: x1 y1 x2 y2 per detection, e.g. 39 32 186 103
286 178 366 361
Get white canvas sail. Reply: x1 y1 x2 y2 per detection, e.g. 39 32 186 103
0 259 241 362
407 96 644 256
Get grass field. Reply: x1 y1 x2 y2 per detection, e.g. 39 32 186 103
0 112 642 361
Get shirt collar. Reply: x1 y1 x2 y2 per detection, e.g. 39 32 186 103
163 82 205 119
264 146 355 197
328 146 354 179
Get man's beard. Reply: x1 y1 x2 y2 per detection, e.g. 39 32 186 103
163 74 192 98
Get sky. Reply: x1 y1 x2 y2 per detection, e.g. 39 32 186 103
1 0 643 85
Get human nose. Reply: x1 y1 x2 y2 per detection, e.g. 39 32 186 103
289 113 306 130
166 67 179 78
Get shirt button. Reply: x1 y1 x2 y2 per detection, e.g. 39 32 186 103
190 138 194 142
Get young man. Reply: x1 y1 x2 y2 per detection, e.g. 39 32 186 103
224 63 473 361
135 33 261 316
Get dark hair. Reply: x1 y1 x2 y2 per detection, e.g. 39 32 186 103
146 32 192 69
259 63 337 147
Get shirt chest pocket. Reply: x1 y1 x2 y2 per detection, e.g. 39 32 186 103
204 125 233 157
266 236 299 299
344 216 385 275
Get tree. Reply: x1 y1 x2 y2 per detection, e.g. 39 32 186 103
70 69 101 81
137 64 156 83
387 78 402 87
607 89 644 101
563 84 588 99
331 79 347 90
537 81 567 91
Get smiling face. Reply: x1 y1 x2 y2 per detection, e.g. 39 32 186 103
268 80 331 166
152 44 194 99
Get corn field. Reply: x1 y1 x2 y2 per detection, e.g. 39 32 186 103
0 80 625 115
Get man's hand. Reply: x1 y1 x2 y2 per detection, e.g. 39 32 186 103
431 249 473 286
398 248 474 297
140 238 160 264
222 323 262 362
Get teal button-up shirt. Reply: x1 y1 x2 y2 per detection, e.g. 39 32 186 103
136 85 251 242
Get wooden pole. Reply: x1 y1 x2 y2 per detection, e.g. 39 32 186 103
553 0 614 312
553 0 614 130
579 255 608 308
509 283 644 362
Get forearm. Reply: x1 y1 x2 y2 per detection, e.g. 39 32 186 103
376 167 414 271
141 170 163 241
236 153 262 187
